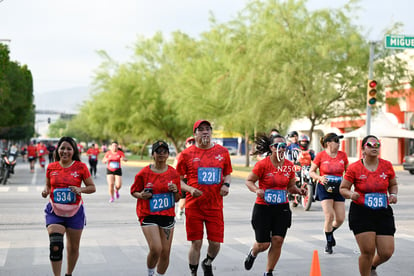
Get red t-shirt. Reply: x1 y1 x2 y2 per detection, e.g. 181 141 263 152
252 157 296 205
86 148 100 161
176 144 233 210
130 165 181 222
27 145 37 158
46 161 91 205
313 150 349 184
344 158 395 206
103 150 125 171
37 144 48 157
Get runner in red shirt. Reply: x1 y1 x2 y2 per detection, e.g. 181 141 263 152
309 133 349 254
27 142 37 172
86 143 100 178
131 140 181 276
41 136 96 276
102 141 127 202
37 142 48 170
340 135 398 276
244 133 306 276
176 120 232 276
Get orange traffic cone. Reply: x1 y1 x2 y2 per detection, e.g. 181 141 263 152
310 250 321 276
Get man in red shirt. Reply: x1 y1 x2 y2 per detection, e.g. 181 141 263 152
176 120 232 276
27 142 37 172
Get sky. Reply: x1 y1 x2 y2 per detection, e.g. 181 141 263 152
1 0 413 97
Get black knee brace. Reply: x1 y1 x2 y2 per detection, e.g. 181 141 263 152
49 233 64 261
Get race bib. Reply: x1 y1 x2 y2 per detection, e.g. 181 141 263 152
109 161 120 169
53 188 76 204
264 189 287 204
364 193 387 209
91 155 97 160
149 193 174 212
198 167 221 185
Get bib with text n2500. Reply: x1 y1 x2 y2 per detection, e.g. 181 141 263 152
149 193 174 212
364 193 388 209
53 188 76 204
264 189 287 205
198 167 222 185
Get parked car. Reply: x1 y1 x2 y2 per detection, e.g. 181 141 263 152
403 155 414 174
224 146 237 155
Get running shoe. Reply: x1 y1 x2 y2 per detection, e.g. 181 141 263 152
244 249 256 270
325 243 333 254
201 258 213 276
115 190 120 199
264 272 273 276
109 197 114 203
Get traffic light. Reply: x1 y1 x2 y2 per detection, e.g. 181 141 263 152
47 117 51 124
367 80 377 106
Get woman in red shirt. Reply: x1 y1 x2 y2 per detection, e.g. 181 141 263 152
41 136 96 276
131 141 181 276
244 133 306 276
340 135 398 276
309 133 349 254
102 141 127 202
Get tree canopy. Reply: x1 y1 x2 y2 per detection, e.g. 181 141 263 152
60 0 413 158
0 43 35 140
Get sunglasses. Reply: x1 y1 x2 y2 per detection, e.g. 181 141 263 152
270 142 287 149
364 141 381 149
187 141 195 145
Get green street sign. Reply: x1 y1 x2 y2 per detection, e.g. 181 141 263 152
384 34 414 49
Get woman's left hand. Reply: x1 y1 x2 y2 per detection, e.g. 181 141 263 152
389 194 398 204
69 186 81 195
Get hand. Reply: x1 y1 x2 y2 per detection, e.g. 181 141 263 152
255 189 265 198
350 192 360 201
220 185 229 197
298 187 307 196
167 182 178 193
319 175 327 184
141 191 153 200
41 189 49 198
190 188 203 198
389 194 398 204
69 186 81 195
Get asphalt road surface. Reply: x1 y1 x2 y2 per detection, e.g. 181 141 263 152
0 157 413 275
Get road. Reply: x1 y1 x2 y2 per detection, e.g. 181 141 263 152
0 157 413 276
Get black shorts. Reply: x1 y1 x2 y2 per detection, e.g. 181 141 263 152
349 202 396 236
315 183 345 202
28 156 36 162
89 159 98 166
141 215 175 229
251 203 292 242
106 168 122 176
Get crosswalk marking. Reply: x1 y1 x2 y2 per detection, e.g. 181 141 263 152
0 241 10 267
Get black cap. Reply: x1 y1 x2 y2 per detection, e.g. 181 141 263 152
151 140 169 154
324 133 344 142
